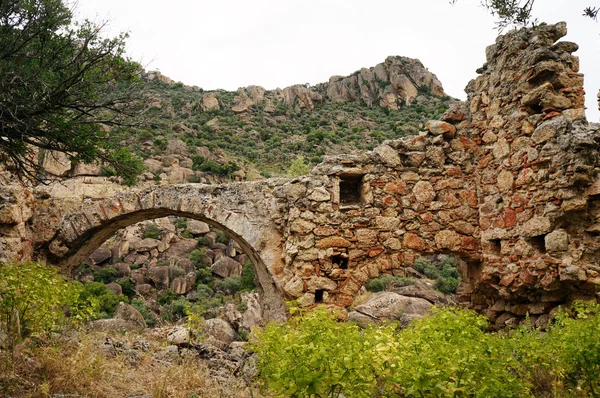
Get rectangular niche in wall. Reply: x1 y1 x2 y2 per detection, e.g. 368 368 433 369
339 174 364 205
315 289 325 303
331 254 348 269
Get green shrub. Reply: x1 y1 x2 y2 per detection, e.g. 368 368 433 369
195 284 214 298
253 302 600 397
162 298 188 322
365 275 415 292
118 279 136 298
174 218 188 230
131 298 155 327
216 276 242 295
216 230 228 244
79 282 127 318
549 301 600 396
195 268 214 285
287 155 310 176
252 307 389 397
158 290 179 305
189 249 207 268
240 261 256 292
92 267 120 284
0 262 98 351
414 257 460 294
142 223 160 239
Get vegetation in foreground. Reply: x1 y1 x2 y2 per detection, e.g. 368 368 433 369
252 303 600 398
2 261 600 397
0 329 255 397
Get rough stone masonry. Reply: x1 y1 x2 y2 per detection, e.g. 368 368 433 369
0 22 599 326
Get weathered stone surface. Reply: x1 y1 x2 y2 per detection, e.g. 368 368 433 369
149 266 170 288
519 217 552 238
374 144 401 167
306 277 337 291
106 282 123 296
403 233 425 250
132 238 160 252
315 236 351 249
89 247 112 264
166 326 190 346
413 181 435 203
187 220 210 234
426 120 456 138
435 230 461 250
348 292 432 325
284 276 305 298
545 229 568 252
203 318 236 345
211 257 242 278
113 303 145 327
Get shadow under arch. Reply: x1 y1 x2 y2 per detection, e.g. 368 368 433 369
56 208 287 322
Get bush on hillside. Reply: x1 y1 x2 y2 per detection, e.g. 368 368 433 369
0 262 98 351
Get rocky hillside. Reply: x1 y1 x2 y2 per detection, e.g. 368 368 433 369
98 56 452 184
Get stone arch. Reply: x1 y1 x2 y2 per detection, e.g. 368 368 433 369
44 185 288 321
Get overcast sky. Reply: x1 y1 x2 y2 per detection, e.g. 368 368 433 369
75 0 600 121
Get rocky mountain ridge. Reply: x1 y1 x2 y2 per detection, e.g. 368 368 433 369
146 55 445 112
34 55 452 186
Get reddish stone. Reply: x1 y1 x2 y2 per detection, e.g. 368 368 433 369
480 217 491 231
398 251 417 266
504 208 517 228
492 216 505 228
383 181 408 195
520 268 535 285
459 191 478 208
382 195 397 206
316 237 352 249
314 226 337 236
458 137 476 150
335 294 354 308
420 213 433 223
447 166 462 176
403 233 425 250
500 274 515 287
461 236 479 251
368 246 385 257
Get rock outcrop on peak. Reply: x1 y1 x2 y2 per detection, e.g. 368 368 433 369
321 56 445 109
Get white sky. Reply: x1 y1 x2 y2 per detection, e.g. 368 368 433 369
74 0 600 121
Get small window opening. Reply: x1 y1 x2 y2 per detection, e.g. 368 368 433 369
340 175 364 204
488 239 501 255
332 254 348 269
529 235 546 253
315 289 325 303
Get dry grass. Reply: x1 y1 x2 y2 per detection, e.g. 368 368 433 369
0 329 267 397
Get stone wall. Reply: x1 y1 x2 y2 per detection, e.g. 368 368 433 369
279 126 481 310
461 22 600 327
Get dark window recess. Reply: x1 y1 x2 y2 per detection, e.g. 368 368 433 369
529 235 546 253
315 289 325 303
340 175 364 204
488 239 501 255
332 254 348 269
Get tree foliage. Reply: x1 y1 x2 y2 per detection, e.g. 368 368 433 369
0 0 145 183
451 0 599 31
287 155 310 177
